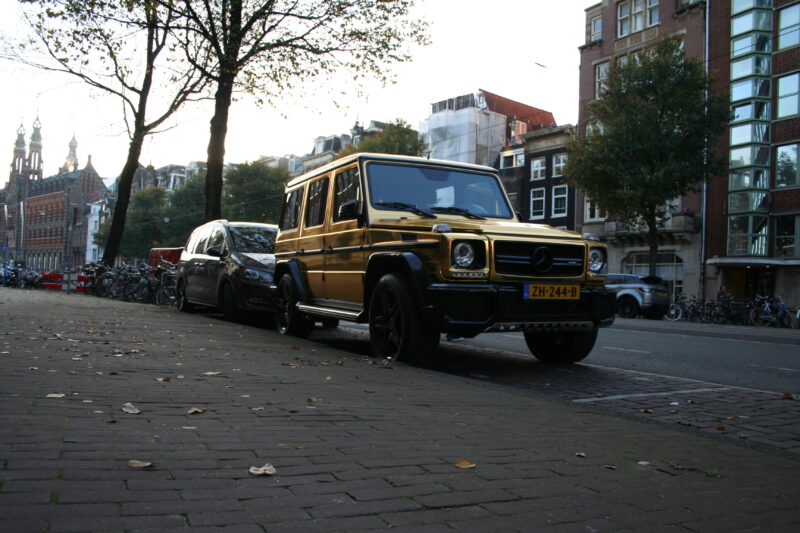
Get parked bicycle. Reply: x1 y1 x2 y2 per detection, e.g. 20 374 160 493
749 295 794 328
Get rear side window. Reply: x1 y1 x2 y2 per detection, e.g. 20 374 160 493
188 225 213 254
305 177 329 228
280 188 304 231
205 226 225 253
333 167 359 222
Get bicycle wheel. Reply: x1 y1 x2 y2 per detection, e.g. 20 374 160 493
749 308 771 327
665 303 683 321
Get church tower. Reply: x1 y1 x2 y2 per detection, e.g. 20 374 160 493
60 134 78 174
27 116 43 181
11 123 26 177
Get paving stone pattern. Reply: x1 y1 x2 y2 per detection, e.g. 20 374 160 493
1 288 799 532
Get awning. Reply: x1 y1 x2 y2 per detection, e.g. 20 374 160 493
706 256 800 268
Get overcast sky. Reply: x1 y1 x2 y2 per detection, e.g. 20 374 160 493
0 0 596 184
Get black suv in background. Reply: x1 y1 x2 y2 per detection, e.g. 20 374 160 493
176 220 278 321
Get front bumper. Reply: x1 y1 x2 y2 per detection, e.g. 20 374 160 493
424 283 616 337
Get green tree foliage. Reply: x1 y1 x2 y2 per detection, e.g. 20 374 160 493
337 119 426 158
222 161 288 224
566 36 729 276
95 187 167 259
162 174 206 247
162 0 429 222
13 0 208 267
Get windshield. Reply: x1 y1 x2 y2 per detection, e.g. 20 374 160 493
229 225 276 253
366 161 514 219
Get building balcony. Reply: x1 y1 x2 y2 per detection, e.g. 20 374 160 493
583 213 698 245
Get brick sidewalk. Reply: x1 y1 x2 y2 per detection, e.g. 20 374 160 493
1 288 799 532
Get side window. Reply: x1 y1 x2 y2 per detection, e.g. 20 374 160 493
191 226 213 254
305 177 329 228
279 188 303 231
205 226 225 254
333 167 359 222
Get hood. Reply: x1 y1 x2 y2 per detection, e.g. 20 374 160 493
236 253 276 269
370 217 583 240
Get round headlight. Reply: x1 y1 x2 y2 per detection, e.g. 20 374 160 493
452 242 476 268
588 248 606 273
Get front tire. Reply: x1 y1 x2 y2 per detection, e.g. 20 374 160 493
221 283 240 322
176 280 193 312
275 274 313 338
523 328 598 364
369 273 439 363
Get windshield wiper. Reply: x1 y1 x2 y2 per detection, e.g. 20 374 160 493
375 202 437 219
430 206 486 220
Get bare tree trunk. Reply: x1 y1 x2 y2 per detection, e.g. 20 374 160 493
204 75 235 222
101 135 145 267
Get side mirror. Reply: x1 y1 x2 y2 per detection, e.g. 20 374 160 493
206 245 226 258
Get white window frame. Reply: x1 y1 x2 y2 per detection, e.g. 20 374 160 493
500 148 524 169
777 72 799 119
779 4 800 50
530 157 546 180
618 0 652 37
590 16 602 42
553 153 567 177
552 185 568 218
584 199 606 222
595 62 609 98
530 188 545 220
618 1 631 37
647 0 659 27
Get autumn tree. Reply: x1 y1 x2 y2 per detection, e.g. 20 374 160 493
95 187 167 259
222 161 288 224
12 0 208 266
566 36 729 277
337 119 426 158
163 0 429 222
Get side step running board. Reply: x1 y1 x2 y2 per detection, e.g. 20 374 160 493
296 303 361 322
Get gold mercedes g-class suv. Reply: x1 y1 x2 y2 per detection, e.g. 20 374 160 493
273 153 615 363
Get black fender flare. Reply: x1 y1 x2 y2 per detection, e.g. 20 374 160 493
364 251 431 311
273 259 310 303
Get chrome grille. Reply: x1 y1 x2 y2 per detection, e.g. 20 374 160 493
494 241 584 277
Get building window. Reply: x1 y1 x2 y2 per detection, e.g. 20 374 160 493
730 78 770 102
584 199 606 222
730 123 769 146
775 215 799 258
776 143 799 188
553 154 567 177
777 73 799 119
590 16 602 42
530 157 546 180
618 1 631 37
552 185 568 218
729 168 769 190
732 101 770 122
731 32 771 58
730 55 770 80
730 145 770 167
732 0 772 16
530 188 545 220
595 62 609 98
728 215 768 256
731 9 772 37
647 0 659 26
778 3 799 49
501 150 524 169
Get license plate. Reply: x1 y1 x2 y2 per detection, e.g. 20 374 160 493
523 284 580 300
656 291 667 297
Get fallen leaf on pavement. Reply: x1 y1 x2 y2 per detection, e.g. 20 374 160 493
640 409 653 414
251 407 264 411
187 407 207 414
155 377 171 382
782 392 795 400
364 389 375 393
121 402 141 414
574 452 587 458
454 460 476 469
127 460 154 469
715 426 726 431
46 393 66 398
201 372 221 376
249 463 277 476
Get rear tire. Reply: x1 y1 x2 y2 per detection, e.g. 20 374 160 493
369 273 439 363
523 328 598 364
275 274 313 338
617 296 639 318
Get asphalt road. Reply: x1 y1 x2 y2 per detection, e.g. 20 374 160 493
456 323 800 394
